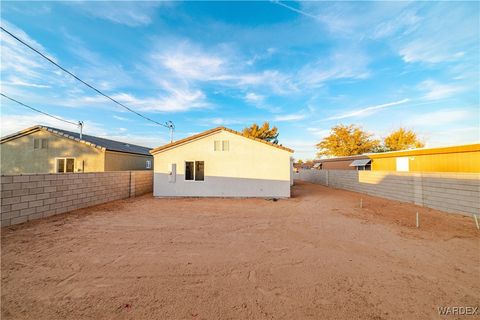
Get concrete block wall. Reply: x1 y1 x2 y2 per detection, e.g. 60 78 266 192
296 170 480 216
1 171 153 227
130 170 153 197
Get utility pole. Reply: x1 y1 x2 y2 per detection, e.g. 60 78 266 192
78 121 84 139
166 121 175 143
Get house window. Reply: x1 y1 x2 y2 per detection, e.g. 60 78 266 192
185 161 204 181
56 158 75 173
195 161 204 181
214 140 222 151
185 161 194 180
34 138 48 149
357 164 371 171
222 140 229 151
146 160 152 169
214 140 229 151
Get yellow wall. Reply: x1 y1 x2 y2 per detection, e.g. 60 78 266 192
153 130 292 181
371 151 480 173
0 130 104 174
104 151 153 171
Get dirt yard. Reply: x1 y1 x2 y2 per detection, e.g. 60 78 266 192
1 181 479 319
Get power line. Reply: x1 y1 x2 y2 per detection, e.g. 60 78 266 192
1 93 79 127
1 26 173 130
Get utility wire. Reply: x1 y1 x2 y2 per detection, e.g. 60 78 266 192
1 26 172 129
1 93 80 127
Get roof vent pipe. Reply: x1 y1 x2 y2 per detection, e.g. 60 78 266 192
78 121 84 139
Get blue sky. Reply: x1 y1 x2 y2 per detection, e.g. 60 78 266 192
1 1 478 159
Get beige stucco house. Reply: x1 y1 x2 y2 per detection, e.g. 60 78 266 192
150 127 294 198
0 125 153 174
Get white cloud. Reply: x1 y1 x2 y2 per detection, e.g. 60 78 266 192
244 92 265 104
274 114 306 122
69 2 164 27
406 109 474 127
397 4 478 64
157 46 225 81
147 40 297 95
298 49 370 87
327 99 410 120
307 127 330 138
418 80 465 101
423 126 480 147
400 41 467 64
113 115 130 121
103 89 209 113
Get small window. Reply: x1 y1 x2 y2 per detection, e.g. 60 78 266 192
57 159 65 173
66 159 74 172
222 140 229 151
33 138 40 149
41 139 48 149
56 158 75 173
195 161 204 181
146 160 152 169
214 140 222 151
185 161 194 180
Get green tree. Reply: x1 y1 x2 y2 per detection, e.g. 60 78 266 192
316 124 379 157
242 122 279 144
383 128 424 151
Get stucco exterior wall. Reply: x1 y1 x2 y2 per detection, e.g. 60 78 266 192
0 130 104 174
153 130 292 197
371 151 480 173
104 151 153 171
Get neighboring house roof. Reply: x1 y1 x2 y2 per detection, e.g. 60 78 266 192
366 143 480 159
0 125 152 156
150 126 294 155
314 154 369 163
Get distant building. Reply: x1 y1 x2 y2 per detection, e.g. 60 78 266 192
314 155 370 171
150 127 294 198
313 144 480 173
0 125 153 174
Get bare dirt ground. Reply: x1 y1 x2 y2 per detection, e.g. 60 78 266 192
1 181 479 320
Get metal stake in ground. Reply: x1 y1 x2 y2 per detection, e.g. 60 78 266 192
360 198 363 209
473 214 479 230
416 211 419 228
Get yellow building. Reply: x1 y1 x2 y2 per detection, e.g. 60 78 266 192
313 144 480 173
151 127 294 198
368 144 480 173
0 125 153 174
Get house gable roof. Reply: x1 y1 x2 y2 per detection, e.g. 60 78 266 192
150 126 294 155
0 125 152 156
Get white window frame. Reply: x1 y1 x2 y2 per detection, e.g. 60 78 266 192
184 160 204 182
55 157 75 173
222 140 229 151
214 140 229 152
146 160 152 169
214 140 222 151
